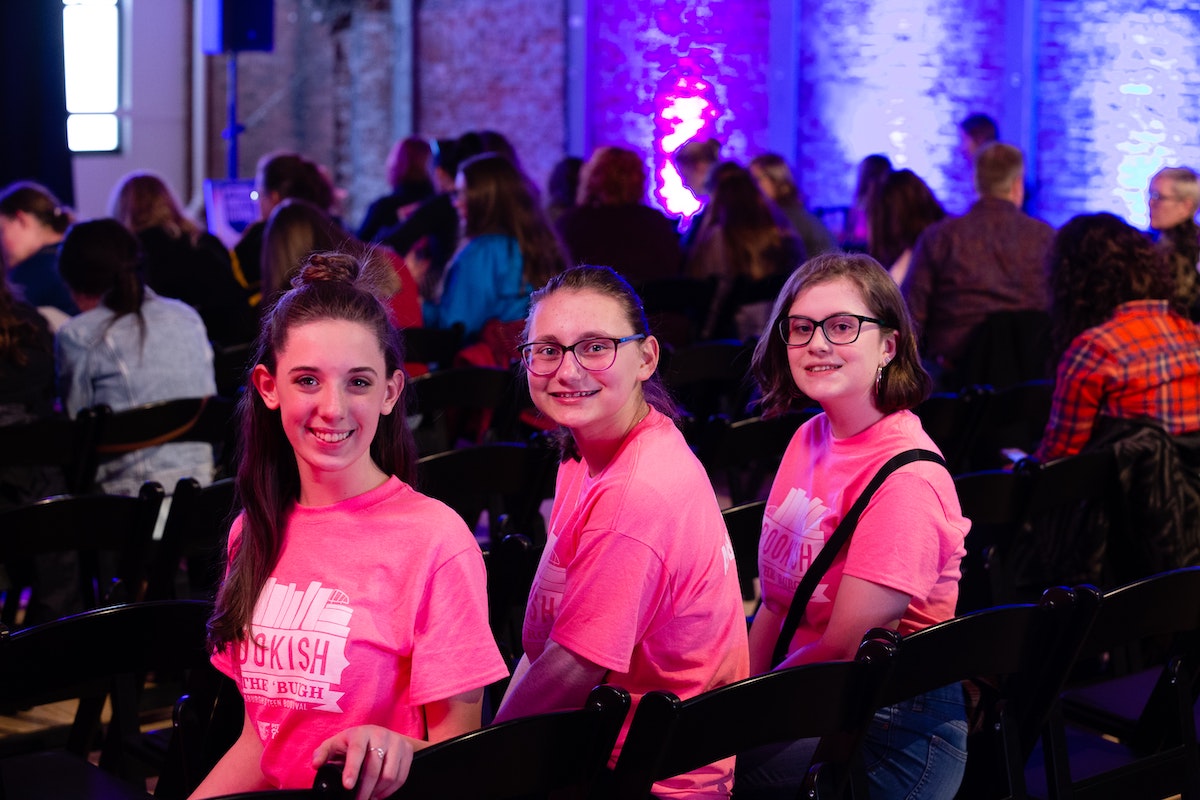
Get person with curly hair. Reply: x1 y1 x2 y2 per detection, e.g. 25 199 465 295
1035 212 1200 461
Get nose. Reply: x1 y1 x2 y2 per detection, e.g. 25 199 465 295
807 325 833 352
555 347 585 379
317 385 346 419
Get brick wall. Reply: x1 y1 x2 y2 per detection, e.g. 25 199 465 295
797 0 1008 216
1036 0 1200 228
416 0 566 197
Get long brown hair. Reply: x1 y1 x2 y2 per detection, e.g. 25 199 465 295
208 251 417 650
459 154 567 289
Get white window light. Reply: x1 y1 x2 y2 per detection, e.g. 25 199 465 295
62 0 120 153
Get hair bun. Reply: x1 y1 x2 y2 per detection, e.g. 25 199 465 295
292 251 360 288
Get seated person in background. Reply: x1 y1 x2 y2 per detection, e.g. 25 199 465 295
556 145 682 285
377 132 495 299
1035 212 1200 462
0 181 78 322
866 168 946 286
0 268 72 624
736 252 968 800
1147 165 1200 320
235 152 338 303
844 153 892 249
749 153 836 260
495 266 749 799
544 154 583 227
686 162 804 340
415 154 567 340
109 170 257 347
902 142 1054 382
675 137 722 254
55 219 216 498
261 199 420 329
194 253 506 798
958 112 999 163
357 136 436 243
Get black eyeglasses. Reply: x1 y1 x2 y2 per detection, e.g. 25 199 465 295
777 314 887 347
517 335 646 376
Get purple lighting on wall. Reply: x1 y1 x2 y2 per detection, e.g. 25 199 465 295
654 63 721 217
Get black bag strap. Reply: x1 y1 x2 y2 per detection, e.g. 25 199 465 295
770 448 946 668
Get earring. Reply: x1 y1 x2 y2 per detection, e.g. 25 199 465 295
875 364 883 394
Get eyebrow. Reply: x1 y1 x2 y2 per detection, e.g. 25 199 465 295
527 331 619 343
287 365 380 376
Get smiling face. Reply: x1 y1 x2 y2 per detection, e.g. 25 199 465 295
524 288 658 454
786 276 897 437
252 318 403 505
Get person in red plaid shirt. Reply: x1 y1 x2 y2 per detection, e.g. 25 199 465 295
1036 212 1200 462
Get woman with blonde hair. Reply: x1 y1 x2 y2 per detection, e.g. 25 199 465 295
110 171 256 346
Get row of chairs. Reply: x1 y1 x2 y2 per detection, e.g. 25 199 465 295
61 566 1185 800
0 396 239 496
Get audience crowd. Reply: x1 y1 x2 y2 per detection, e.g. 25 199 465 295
1 114 1199 800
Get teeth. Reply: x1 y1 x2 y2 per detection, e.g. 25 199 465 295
556 391 596 397
808 365 838 372
311 429 352 443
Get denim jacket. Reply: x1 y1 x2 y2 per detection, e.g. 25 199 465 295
55 290 217 496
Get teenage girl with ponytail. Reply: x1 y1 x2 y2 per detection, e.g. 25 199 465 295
192 251 506 799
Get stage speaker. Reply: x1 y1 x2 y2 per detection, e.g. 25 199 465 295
201 0 274 54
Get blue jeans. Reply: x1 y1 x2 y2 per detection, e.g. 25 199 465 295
733 682 968 800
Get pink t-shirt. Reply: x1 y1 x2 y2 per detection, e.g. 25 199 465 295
212 477 509 789
760 411 968 660
523 409 750 799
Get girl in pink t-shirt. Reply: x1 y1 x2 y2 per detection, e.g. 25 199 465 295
192 252 506 800
735 253 969 800
495 265 749 798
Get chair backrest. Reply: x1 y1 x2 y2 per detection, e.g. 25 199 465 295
482 532 543 674
402 323 464 371
0 599 213 770
721 500 765 602
0 482 165 621
699 410 817 506
636 276 718 349
409 366 518 454
610 639 895 799
968 379 1054 471
80 396 239 488
913 384 990 475
146 477 239 602
211 340 256 399
866 586 1099 798
417 441 557 547
384 684 631 800
0 407 104 495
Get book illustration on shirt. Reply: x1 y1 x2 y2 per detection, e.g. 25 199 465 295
232 578 354 715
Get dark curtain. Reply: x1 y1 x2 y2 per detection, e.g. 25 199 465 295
0 0 74 205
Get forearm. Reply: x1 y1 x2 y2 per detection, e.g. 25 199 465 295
493 641 607 723
188 710 269 799
424 688 485 743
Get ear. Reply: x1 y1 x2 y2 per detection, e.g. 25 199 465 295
251 364 280 410
881 330 898 365
380 369 404 416
636 335 660 382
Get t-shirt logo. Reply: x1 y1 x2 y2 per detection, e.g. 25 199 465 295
761 487 831 603
233 578 354 715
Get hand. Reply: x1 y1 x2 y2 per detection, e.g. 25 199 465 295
312 725 415 800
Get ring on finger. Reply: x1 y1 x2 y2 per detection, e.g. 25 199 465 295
372 746 386 760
